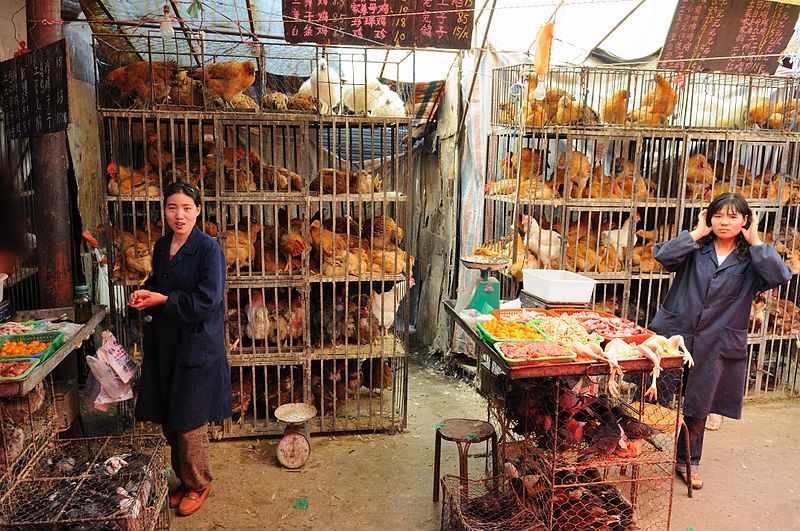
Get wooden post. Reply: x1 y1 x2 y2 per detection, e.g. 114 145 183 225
27 0 73 309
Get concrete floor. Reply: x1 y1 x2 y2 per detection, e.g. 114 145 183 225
169 357 800 531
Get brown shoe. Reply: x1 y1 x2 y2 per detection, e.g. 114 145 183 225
677 469 703 490
169 488 186 509
177 484 212 516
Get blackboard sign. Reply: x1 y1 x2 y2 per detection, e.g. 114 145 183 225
0 39 69 139
282 0 474 49
658 0 800 74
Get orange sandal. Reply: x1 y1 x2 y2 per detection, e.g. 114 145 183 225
177 484 212 516
677 469 703 490
168 488 185 509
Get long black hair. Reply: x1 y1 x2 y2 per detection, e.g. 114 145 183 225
698 192 752 261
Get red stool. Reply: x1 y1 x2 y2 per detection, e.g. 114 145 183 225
433 418 498 502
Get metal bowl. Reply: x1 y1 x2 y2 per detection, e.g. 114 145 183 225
274 403 317 424
460 255 509 271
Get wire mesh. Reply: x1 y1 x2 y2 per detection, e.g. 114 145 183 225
0 434 167 530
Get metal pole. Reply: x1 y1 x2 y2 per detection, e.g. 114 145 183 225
27 0 73 309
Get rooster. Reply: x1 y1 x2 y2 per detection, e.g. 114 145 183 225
361 359 393 394
639 73 678 116
106 163 160 198
685 154 715 199
299 58 342 113
106 61 177 106
347 294 380 344
371 278 414 335
520 213 563 266
190 61 256 105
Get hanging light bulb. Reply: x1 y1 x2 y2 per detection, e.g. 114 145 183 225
160 5 175 40
533 80 547 101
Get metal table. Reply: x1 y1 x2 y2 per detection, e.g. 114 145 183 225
0 306 107 397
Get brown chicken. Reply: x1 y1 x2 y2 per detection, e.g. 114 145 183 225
230 370 254 424
310 168 349 194
350 170 381 194
512 147 545 180
361 360 393 393
518 100 549 127
584 164 622 199
346 294 380 345
264 209 307 266
124 242 153 277
747 99 774 127
262 91 289 110
372 247 412 275
685 154 715 199
640 73 678 116
224 221 262 270
169 70 204 106
191 61 256 104
554 95 598 125
146 132 173 169
230 92 259 110
106 61 177 105
626 107 668 126
366 215 404 249
287 92 318 112
106 163 160 198
554 151 592 198
612 158 650 198
600 89 628 124
311 219 347 257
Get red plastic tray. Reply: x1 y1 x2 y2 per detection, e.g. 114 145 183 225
491 308 556 321
548 308 617 320
578 316 654 345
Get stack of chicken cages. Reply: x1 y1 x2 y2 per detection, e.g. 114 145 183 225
475 368 684 531
93 32 416 436
485 63 800 396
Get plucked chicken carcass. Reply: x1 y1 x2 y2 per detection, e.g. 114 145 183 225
106 61 177 105
370 278 414 335
190 61 256 105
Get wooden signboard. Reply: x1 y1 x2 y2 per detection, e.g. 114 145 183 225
282 0 474 49
0 39 69 139
658 0 800 74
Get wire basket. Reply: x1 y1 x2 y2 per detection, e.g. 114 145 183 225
0 435 168 530
440 475 547 531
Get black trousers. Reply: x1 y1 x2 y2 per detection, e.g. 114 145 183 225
676 415 706 471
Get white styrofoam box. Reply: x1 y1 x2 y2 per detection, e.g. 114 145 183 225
522 269 597 303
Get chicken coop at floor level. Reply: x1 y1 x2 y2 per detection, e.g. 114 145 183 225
95 37 417 437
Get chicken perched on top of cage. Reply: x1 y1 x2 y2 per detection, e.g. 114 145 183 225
106 61 178 106
626 73 678 126
341 79 407 117
189 60 256 107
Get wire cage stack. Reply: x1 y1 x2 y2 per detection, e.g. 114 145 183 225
0 381 57 496
479 63 800 398
0 434 169 530
94 33 415 437
463 367 682 531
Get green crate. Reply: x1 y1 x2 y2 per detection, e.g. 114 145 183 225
0 357 42 382
0 331 65 361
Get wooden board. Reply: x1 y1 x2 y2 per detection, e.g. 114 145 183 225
658 0 800 74
281 0 474 49
0 39 69 139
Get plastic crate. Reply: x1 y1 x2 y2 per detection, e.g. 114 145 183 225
0 331 65 361
0 321 43 338
476 320 549 344
522 269 597 303
494 340 577 366
0 357 42 382
491 308 556 321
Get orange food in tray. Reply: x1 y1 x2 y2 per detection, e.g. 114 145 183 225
480 319 546 340
0 340 52 357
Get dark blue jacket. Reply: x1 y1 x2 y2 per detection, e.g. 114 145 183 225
134 226 232 430
649 231 791 419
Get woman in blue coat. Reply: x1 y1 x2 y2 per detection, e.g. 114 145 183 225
649 192 791 490
130 181 231 516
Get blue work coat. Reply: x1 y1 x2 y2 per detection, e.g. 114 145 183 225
134 226 232 431
649 231 791 419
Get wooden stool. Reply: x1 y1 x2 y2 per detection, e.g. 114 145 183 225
432 418 498 502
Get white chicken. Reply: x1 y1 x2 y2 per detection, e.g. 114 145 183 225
371 277 415 336
342 79 406 117
600 213 640 259
244 290 271 341
299 58 342 114
521 214 563 266
689 93 746 129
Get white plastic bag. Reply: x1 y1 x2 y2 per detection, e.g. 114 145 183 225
98 331 137 384
86 353 131 400
94 249 110 308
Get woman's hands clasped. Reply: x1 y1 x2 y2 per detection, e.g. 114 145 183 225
128 289 168 310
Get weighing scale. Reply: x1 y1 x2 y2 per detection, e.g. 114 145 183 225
460 255 509 313
274 403 317 469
